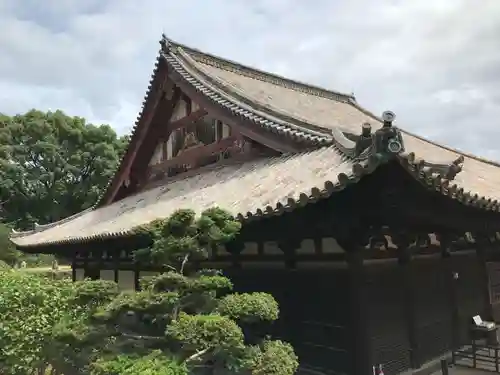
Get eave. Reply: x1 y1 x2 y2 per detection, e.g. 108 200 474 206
161 39 334 148
11 121 500 251
11 34 500 251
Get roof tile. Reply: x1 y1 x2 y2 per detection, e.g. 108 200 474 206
11 147 364 247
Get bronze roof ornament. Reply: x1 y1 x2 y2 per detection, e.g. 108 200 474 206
382 110 396 128
373 110 405 161
331 111 405 162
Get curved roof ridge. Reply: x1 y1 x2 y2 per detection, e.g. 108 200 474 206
163 48 331 146
173 46 333 138
95 41 168 208
348 99 500 168
164 35 355 104
11 207 94 237
401 128 500 168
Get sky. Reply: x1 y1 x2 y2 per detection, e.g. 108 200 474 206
0 0 500 159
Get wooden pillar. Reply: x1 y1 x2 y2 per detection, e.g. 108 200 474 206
83 250 89 279
278 238 301 343
278 238 299 269
476 235 494 321
441 239 459 354
113 250 119 283
347 247 371 375
398 242 418 368
226 240 244 269
133 252 140 291
71 253 77 282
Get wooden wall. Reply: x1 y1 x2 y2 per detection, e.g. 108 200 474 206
225 267 352 375
71 251 487 375
364 262 412 375
412 258 453 366
363 253 485 375
487 262 500 322
452 254 485 346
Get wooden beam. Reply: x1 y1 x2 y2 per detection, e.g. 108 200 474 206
398 241 418 368
131 88 182 186
99 62 169 206
346 248 371 375
168 71 301 153
148 135 240 175
158 108 208 141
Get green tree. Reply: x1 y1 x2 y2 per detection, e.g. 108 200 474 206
48 208 298 375
0 223 20 265
0 271 78 374
0 109 128 229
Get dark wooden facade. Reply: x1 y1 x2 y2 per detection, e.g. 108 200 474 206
27 160 498 375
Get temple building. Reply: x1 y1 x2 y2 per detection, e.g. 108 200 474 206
10 35 500 375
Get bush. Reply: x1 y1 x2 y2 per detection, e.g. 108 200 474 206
0 209 299 375
0 271 77 374
0 260 10 270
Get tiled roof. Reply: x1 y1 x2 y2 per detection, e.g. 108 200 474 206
11 147 372 248
163 36 500 208
181 46 375 136
400 132 500 209
10 35 500 248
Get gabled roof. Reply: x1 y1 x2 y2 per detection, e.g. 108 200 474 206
10 35 500 249
160 36 371 145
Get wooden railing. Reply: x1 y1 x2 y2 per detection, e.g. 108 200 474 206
453 341 500 372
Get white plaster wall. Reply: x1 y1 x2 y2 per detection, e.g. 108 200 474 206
74 268 85 281
298 239 315 254
222 123 230 138
323 237 345 253
117 270 136 290
171 100 187 121
140 271 160 278
100 270 115 281
192 101 200 112
149 143 164 165
263 241 281 255
148 100 188 167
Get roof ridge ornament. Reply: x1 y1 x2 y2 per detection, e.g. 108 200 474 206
382 110 396 128
329 110 405 161
160 34 173 53
410 154 465 181
372 110 405 159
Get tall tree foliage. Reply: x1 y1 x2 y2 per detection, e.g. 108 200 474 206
0 223 19 265
0 110 128 229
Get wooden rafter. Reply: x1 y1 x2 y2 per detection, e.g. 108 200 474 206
131 88 182 186
99 62 170 207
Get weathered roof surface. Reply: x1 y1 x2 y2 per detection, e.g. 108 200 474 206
164 37 372 146
402 132 500 204
181 45 374 136
11 147 370 248
164 36 500 203
10 35 500 248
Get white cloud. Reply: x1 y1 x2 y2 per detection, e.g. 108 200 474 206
0 0 499 158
